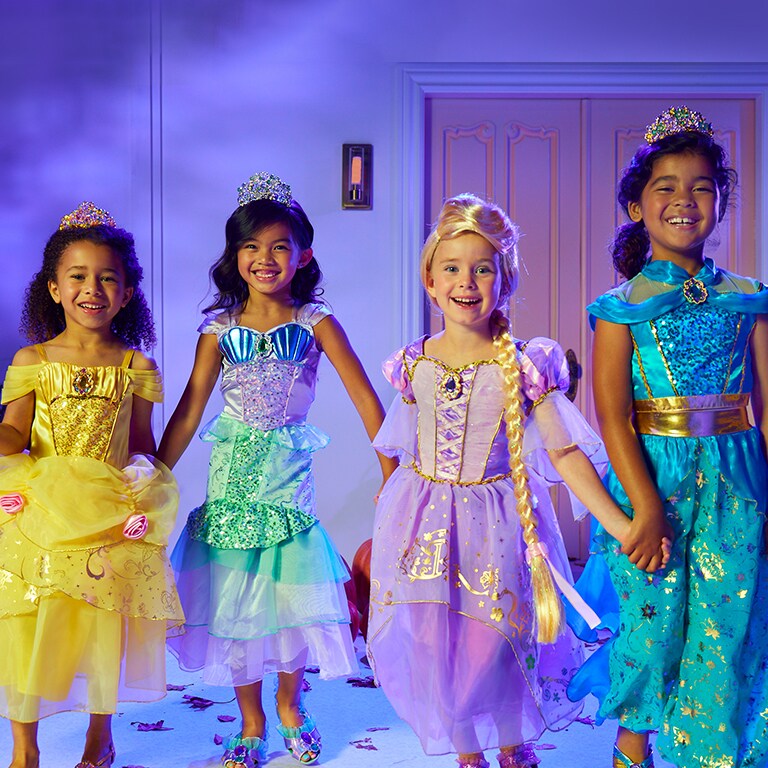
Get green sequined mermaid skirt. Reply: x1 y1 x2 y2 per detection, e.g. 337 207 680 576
168 415 356 685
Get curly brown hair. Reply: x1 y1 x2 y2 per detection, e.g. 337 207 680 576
21 225 156 349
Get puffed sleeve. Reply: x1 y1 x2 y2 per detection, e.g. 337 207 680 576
129 368 164 404
296 302 332 327
1 364 42 405
519 337 607 520
197 312 233 335
372 340 421 462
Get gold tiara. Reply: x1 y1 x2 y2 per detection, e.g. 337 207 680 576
59 201 117 230
644 106 714 145
236 171 292 207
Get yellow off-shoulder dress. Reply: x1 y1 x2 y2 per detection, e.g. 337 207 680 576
0 346 183 722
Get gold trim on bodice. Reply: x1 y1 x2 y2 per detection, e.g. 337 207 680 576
634 394 751 437
406 461 513 486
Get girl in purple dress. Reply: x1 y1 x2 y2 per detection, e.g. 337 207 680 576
367 194 663 768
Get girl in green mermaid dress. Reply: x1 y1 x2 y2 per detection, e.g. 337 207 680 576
159 172 395 767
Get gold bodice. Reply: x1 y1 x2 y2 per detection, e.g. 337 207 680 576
1 347 163 468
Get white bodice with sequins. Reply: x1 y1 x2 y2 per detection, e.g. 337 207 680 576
199 303 330 431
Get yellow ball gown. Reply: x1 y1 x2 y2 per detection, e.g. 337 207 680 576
0 346 183 721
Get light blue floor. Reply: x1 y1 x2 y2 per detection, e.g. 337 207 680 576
0 641 674 768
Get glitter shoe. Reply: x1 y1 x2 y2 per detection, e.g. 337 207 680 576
456 757 490 768
276 709 321 764
613 744 654 768
221 732 269 767
497 743 541 767
74 743 115 768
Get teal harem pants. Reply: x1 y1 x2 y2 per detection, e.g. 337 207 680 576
570 436 768 768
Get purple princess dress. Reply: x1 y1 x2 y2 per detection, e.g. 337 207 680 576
367 336 606 756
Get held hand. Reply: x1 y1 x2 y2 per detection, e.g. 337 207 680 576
605 511 632 548
661 536 672 566
614 519 671 568
621 513 674 573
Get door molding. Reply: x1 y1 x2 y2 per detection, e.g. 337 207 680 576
396 62 768 342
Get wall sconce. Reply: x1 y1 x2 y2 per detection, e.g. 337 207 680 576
342 144 372 209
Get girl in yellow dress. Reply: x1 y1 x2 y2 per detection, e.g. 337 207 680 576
0 203 183 768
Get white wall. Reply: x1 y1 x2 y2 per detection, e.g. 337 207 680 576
2 0 767 559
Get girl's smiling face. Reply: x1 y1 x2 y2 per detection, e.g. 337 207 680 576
426 232 502 333
628 151 719 266
236 221 312 301
48 240 133 332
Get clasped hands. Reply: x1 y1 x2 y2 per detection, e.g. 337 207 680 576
617 512 673 573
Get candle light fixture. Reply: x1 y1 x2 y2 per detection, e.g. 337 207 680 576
342 143 372 209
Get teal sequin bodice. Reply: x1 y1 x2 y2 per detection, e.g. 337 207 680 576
588 258 768 400
218 322 320 431
629 302 753 399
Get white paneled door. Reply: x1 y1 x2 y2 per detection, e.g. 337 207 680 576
426 96 757 559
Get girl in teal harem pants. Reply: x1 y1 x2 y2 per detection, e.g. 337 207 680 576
568 106 768 768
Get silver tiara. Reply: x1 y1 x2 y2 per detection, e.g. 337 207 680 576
236 171 292 207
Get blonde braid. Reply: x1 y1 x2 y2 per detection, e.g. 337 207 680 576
492 311 564 643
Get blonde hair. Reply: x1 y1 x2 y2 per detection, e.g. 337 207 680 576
492 312 564 643
420 193 519 309
422 193 564 643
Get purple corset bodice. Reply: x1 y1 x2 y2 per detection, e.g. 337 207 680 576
411 359 510 483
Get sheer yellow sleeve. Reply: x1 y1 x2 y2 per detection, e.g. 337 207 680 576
1 364 43 405
128 368 164 403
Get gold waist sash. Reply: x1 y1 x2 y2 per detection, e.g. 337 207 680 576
634 394 751 437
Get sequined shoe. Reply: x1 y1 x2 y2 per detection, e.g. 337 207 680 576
221 732 269 767
497 743 541 767
74 743 115 768
456 756 490 768
613 744 654 768
276 709 321 764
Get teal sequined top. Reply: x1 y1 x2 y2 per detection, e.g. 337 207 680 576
587 256 768 519
588 258 768 400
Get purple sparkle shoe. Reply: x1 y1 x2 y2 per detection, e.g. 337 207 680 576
221 732 269 767
497 743 541 768
456 756 490 768
74 744 115 768
276 709 321 765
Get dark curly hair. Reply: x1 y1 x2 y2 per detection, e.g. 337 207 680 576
612 131 738 280
20 225 156 349
204 198 323 314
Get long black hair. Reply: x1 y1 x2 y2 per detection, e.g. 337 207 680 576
204 198 323 314
612 131 737 280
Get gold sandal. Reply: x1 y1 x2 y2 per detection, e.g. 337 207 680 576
74 743 115 768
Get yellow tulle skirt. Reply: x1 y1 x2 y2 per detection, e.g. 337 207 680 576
0 452 184 721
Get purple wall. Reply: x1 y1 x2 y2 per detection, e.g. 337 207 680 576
2 0 767 557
